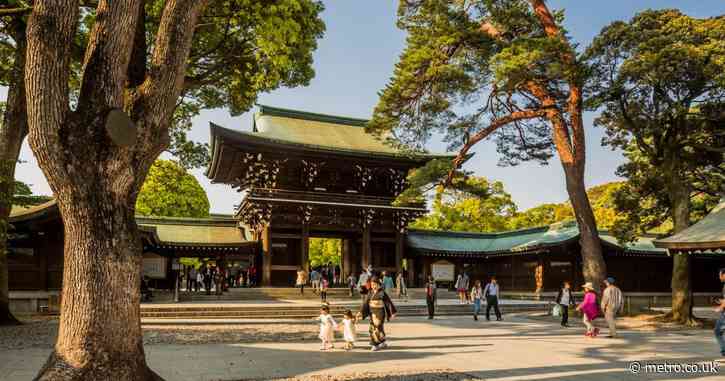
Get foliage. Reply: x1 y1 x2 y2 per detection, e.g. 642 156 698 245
585 9 725 241
309 238 340 268
136 160 210 218
411 176 517 232
12 180 51 207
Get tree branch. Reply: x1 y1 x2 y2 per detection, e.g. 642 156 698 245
444 109 548 186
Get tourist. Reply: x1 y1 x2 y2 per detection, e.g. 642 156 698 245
455 274 467 304
576 282 600 338
358 276 397 351
555 281 576 327
187 266 197 292
316 305 337 351
601 277 624 338
396 271 407 301
425 275 437 319
248 264 257 287
470 280 484 321
214 267 224 296
334 264 342 285
203 265 213 295
296 267 307 295
382 271 395 295
341 309 357 351
141 276 152 302
195 270 203 293
320 276 329 302
347 272 357 297
715 268 725 357
310 268 320 294
484 276 502 321
358 269 370 301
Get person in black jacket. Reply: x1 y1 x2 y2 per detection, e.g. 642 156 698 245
555 281 576 327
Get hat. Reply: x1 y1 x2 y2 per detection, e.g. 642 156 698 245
581 282 594 290
606 277 616 284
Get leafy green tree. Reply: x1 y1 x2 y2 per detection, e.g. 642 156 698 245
15 1 324 378
309 238 341 268
369 0 606 287
412 176 517 232
586 9 725 324
508 203 569 230
136 160 210 218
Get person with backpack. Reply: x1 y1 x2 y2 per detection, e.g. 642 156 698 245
601 277 624 338
555 281 576 327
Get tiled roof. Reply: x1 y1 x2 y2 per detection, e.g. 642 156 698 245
407 221 667 256
655 200 725 252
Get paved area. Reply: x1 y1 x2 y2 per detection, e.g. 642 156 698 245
140 298 549 308
1 314 722 381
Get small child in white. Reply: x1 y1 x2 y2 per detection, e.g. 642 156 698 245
341 309 357 350
316 305 337 350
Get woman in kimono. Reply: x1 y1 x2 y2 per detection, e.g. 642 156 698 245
358 276 397 351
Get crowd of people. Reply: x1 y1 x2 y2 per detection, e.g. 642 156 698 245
179 262 260 295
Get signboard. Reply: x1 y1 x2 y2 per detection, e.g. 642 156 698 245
143 253 167 279
431 260 454 282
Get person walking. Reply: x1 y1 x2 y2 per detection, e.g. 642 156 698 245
576 282 600 338
714 268 725 358
320 277 329 302
470 280 484 321
455 274 467 304
382 271 395 295
214 267 224 296
347 273 357 297
296 267 308 295
484 276 502 321
316 305 337 351
187 266 197 292
425 275 437 319
396 271 407 301
203 265 213 295
334 264 342 285
358 276 397 351
310 268 320 295
555 281 576 327
358 269 371 301
601 277 624 338
195 270 203 292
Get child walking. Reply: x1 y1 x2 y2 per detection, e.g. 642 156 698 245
316 305 337 350
341 309 357 350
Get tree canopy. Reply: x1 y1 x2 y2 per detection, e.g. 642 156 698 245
309 238 341 268
136 160 210 218
585 8 725 323
411 176 516 232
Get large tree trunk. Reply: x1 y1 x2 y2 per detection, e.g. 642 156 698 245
563 163 606 290
33 191 160 380
25 2 207 379
0 17 28 326
664 155 693 324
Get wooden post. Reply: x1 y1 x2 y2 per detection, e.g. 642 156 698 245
262 225 272 286
362 225 371 270
301 224 309 273
395 231 404 276
342 238 352 278
406 257 415 287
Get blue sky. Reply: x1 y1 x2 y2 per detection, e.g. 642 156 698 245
13 1 725 214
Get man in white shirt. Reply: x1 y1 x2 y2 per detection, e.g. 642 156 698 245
484 276 502 321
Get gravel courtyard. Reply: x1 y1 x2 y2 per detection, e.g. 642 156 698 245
1 313 722 381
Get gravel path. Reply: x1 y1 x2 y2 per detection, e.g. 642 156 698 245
0 317 323 350
238 370 483 381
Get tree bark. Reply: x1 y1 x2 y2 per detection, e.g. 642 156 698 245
0 17 28 326
664 152 693 324
33 195 161 380
25 1 208 378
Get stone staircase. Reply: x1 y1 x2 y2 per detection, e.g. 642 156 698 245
179 287 460 302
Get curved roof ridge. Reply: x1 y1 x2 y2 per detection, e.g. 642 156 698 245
255 104 369 128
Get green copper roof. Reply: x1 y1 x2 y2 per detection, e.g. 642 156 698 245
211 105 458 160
407 221 666 256
655 200 725 251
136 215 251 247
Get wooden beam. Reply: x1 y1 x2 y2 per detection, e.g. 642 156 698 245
395 231 404 275
261 225 272 286
362 225 371 270
301 224 309 272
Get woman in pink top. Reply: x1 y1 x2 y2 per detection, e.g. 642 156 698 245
576 282 600 338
